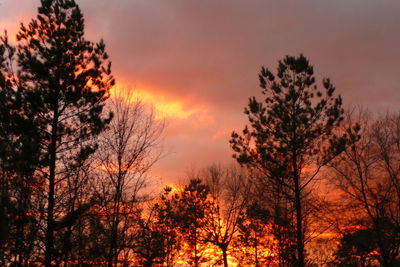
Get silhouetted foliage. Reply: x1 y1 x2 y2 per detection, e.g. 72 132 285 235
231 54 349 267
0 33 44 266
233 202 276 266
152 187 183 266
4 0 115 265
133 199 180 267
95 92 163 267
1 0 400 265
168 179 214 267
201 165 251 267
330 229 379 267
331 111 400 267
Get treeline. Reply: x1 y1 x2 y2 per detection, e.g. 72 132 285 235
0 0 399 267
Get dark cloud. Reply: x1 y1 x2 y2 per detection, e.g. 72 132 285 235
2 0 399 180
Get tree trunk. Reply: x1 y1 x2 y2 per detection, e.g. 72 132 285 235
255 238 258 267
16 185 27 267
293 168 304 267
45 112 58 267
108 172 122 267
194 227 198 267
222 247 228 267
44 159 55 267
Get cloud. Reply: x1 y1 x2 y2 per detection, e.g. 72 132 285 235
111 84 199 120
1 0 399 181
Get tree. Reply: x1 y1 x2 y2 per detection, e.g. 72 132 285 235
0 33 43 266
330 229 379 267
247 168 298 266
55 162 97 266
132 197 181 267
202 164 251 267
95 91 163 267
233 202 276 266
14 0 114 265
153 187 183 266
169 179 214 267
231 54 348 267
331 111 400 266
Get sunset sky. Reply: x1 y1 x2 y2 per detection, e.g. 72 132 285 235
1 0 399 184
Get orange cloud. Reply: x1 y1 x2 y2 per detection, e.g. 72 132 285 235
110 84 198 120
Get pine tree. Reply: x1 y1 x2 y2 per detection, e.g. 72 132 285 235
170 179 214 267
133 201 180 267
0 33 43 266
230 54 348 267
233 203 275 266
14 0 114 265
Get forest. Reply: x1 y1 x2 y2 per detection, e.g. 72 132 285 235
0 0 399 266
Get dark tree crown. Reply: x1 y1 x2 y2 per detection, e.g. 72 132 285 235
230 54 348 181
16 0 114 165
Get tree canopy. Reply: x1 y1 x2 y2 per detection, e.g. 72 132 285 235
231 54 350 267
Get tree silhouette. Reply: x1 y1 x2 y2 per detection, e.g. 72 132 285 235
133 198 181 267
330 229 379 267
153 187 183 266
2 1 399 265
231 54 348 267
202 165 251 267
170 179 213 267
14 0 114 265
331 111 400 267
0 33 43 266
95 91 163 267
233 202 276 266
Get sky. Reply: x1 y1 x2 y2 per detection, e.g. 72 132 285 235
1 0 399 184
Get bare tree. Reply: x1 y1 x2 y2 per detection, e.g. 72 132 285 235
202 164 251 267
96 89 164 267
330 111 400 267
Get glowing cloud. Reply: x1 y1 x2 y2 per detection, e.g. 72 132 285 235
110 84 197 120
